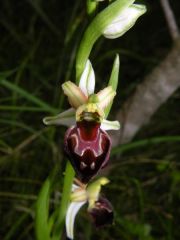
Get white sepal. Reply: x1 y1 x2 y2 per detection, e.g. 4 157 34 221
79 60 95 97
66 201 86 240
101 119 120 131
103 4 146 39
43 108 76 126
71 184 79 192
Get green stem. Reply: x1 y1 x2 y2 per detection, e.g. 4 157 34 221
76 0 134 81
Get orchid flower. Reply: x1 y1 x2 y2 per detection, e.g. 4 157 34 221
66 177 113 240
43 59 120 130
43 58 120 182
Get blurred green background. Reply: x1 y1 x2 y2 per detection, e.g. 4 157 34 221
0 0 180 239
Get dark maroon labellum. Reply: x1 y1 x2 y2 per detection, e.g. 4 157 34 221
88 197 114 227
64 120 111 183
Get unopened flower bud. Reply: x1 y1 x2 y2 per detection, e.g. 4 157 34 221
103 4 146 39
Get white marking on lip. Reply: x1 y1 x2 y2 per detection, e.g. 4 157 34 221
90 162 95 170
80 162 87 169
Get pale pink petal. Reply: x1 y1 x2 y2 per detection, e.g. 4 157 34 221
66 201 86 240
79 60 95 97
97 86 116 109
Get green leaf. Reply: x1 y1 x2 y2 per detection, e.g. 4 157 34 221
112 136 180 155
0 68 18 78
0 105 51 112
52 162 75 240
35 178 51 240
4 213 29 240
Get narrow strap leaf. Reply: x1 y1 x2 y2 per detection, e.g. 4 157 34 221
0 79 57 114
35 179 51 240
52 162 75 240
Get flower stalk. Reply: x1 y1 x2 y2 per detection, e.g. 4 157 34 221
38 0 147 239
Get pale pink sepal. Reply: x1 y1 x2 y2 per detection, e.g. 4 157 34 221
97 86 116 109
62 81 88 109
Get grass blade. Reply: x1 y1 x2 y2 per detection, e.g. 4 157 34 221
112 136 180 155
0 105 55 112
35 178 51 240
0 79 58 114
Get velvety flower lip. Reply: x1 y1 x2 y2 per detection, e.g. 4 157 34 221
64 120 111 183
88 197 113 227
66 178 113 240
